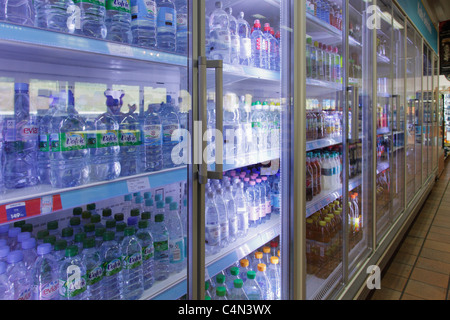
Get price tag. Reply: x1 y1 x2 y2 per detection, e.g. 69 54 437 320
5 202 26 221
41 196 53 215
107 43 133 57
127 177 151 194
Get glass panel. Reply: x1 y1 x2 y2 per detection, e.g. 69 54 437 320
203 0 286 301
405 22 415 204
422 44 429 181
304 0 344 300
414 31 422 195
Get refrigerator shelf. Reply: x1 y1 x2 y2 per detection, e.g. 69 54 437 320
209 151 281 173
306 135 343 151
140 269 187 300
0 166 187 225
306 77 342 91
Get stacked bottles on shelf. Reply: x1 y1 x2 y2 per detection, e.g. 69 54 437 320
306 36 342 84
306 199 342 279
1 86 184 191
306 98 342 141
206 239 281 300
0 191 187 300
207 1 280 71
377 103 390 131
205 165 281 256
305 0 343 30
376 169 390 221
348 191 362 250
348 142 362 179
306 148 342 202
0 0 188 53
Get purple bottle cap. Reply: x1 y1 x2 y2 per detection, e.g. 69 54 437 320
7 250 24 264
21 238 36 250
37 243 52 255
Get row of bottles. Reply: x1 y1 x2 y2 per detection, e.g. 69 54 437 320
206 239 281 300
306 98 342 141
0 0 188 53
305 0 343 31
306 36 342 84
0 190 187 300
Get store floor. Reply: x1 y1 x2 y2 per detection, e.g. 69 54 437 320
369 159 450 300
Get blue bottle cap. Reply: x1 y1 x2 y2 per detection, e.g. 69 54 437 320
165 196 173 204
144 192 152 199
7 250 24 264
8 227 20 238
127 216 138 226
124 194 132 201
37 243 52 256
156 201 164 209
0 239 6 247
135 196 143 204
21 238 36 250
17 232 31 243
14 83 29 91
155 194 163 202
0 245 10 258
170 202 178 210
145 199 153 207
0 225 9 234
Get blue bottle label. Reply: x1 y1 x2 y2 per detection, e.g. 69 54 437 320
143 124 161 146
106 0 130 13
131 0 156 21
157 7 176 30
169 237 183 264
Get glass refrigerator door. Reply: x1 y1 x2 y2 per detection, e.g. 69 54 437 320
0 0 192 300
415 31 423 195
201 0 290 301
422 44 430 181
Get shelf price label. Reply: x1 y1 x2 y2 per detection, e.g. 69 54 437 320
5 202 26 221
127 177 151 194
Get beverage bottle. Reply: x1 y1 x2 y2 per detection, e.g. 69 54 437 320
215 286 227 300
131 0 157 47
105 0 132 43
120 226 143 300
52 240 68 264
84 223 96 238
118 101 141 177
261 246 271 266
3 83 38 189
261 176 272 220
223 184 238 243
243 270 261 300
225 7 240 65
166 202 184 273
239 258 251 283
251 19 265 69
181 198 187 265
267 256 281 300
156 0 177 52
75 0 107 39
255 178 267 224
58 245 87 300
7 227 20 249
246 180 260 228
49 90 90 188
209 1 231 63
35 0 75 31
263 23 277 70
13 231 30 251
95 228 106 248
160 95 181 169
72 232 85 254
229 278 248 300
223 93 239 165
21 238 37 271
6 250 32 300
261 101 271 158
306 157 314 201
31 243 59 300
215 188 229 249
0 245 10 264
0 261 13 300
316 220 331 278
334 47 341 83
4 0 34 26
92 214 105 229
82 237 103 300
213 273 229 299
225 266 240 291
205 191 221 256
255 263 272 300
100 231 123 300
313 41 322 80
136 219 154 290
237 96 252 161
151 213 169 281
69 217 83 235
175 0 188 54
0 225 9 243
323 43 330 82
81 210 92 227
251 251 263 272
237 12 251 66
141 103 163 172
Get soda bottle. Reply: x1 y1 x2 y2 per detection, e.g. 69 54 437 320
82 237 104 300
205 191 221 256
100 231 123 300
75 0 107 39
156 0 177 52
131 0 157 47
136 219 154 290
243 270 261 300
106 0 132 43
141 103 163 172
58 245 87 300
31 243 59 300
209 1 231 63
151 213 170 281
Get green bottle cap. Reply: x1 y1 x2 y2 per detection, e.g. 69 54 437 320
87 203 96 211
103 231 115 241
82 211 92 220
141 212 151 220
43 235 56 245
114 213 124 222
156 201 164 209
65 245 78 257
230 266 239 276
247 270 256 280
74 232 86 244
216 273 225 284
130 209 140 217
216 286 226 297
21 223 33 233
106 220 116 229
233 279 244 289
155 214 164 222
102 208 112 217
47 220 58 231
170 202 178 210
14 221 26 228
70 217 81 226
61 227 73 238
95 227 106 237
54 239 67 252
83 237 96 249
91 214 101 223
84 223 95 233
37 230 49 240
124 226 135 236
138 220 149 229
116 222 126 232
73 207 83 216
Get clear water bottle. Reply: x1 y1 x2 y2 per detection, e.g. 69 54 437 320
205 191 220 256
73 232 86 253
234 182 249 238
120 226 143 300
156 0 176 52
0 245 10 264
141 103 163 172
175 0 188 54
271 28 280 71
166 202 184 273
53 240 68 263
151 213 169 281
255 178 267 224
263 23 277 71
58 245 87 300
35 0 74 32
243 270 261 300
225 266 240 290
160 95 180 169
261 176 272 220
223 184 237 243
136 219 154 290
31 243 59 300
271 173 281 215
206 92 216 164
225 7 239 65
75 0 107 39
5 0 34 26
229 278 248 300
105 0 132 43
255 263 272 300
237 12 251 66
100 230 122 300
215 188 229 249
118 105 141 177
239 258 251 282
131 0 157 47
88 93 121 182
21 238 37 271
246 180 260 228
0 261 13 300
6 250 32 300
250 101 267 162
267 256 280 300
3 83 38 189
13 231 30 251
209 1 230 64
251 20 265 69
81 237 103 300
49 90 90 189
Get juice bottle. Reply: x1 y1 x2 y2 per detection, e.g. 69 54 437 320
315 220 331 279
306 218 318 275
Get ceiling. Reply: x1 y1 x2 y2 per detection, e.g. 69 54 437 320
422 0 450 27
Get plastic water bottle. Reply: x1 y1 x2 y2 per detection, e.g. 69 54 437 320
141 103 163 172
229 278 248 300
156 0 177 52
106 0 132 43
119 103 141 177
131 0 157 47
250 101 267 162
6 250 32 300
160 95 181 169
36 0 76 31
0 261 13 299
166 202 184 273
255 263 272 300
13 231 30 251
263 24 277 71
251 20 266 69
81 237 104 300
251 251 263 271
225 266 240 290
21 238 37 270
5 0 34 26
261 176 272 220
272 28 280 71
209 1 230 63
271 173 281 215
255 178 267 224
237 12 251 66
58 245 87 300
100 231 122 300
73 232 86 254
223 184 238 243
136 219 154 290
205 191 220 256
151 213 169 281
239 258 251 283
3 83 38 189
215 286 227 300
267 256 281 300
243 270 261 300
175 0 188 54
246 181 260 228
31 243 59 300
7 227 20 249
0 245 10 264
225 7 239 65
75 0 107 39
0 225 9 243
120 226 143 300
223 93 239 165
215 188 229 249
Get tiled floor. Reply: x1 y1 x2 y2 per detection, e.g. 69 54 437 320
369 158 450 300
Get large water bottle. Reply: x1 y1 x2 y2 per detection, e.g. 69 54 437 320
251 20 265 69
234 181 248 238
160 95 180 169
156 0 176 52
250 101 266 162
75 0 107 39
229 278 248 300
267 256 280 300
3 83 38 189
261 176 272 221
225 7 239 65
175 0 188 54
209 1 230 63
6 250 32 300
166 202 184 273
120 226 143 300
205 191 220 255
255 178 267 224
31 243 59 300
237 12 251 66
131 0 157 47
136 219 154 290
151 213 170 281
100 231 122 300
5 0 34 26
223 184 237 243
0 261 13 299
215 187 229 249
35 0 74 32
263 23 277 71
105 0 131 43
141 103 162 172
21 238 37 270
88 91 121 182
118 100 141 177
271 173 281 215
223 93 239 165
49 90 90 189
82 237 103 300
58 245 87 300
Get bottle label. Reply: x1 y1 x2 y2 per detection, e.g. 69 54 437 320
103 258 122 276
205 224 220 246
229 215 238 236
87 266 104 286
154 240 169 259
259 204 266 219
248 205 260 222
142 244 154 260
163 124 180 143
73 0 105 6
33 280 59 300
50 132 87 152
211 30 230 51
143 124 161 146
59 274 87 298
240 38 251 59
237 207 248 230
169 237 184 264
123 252 143 269
255 37 262 51
177 12 187 29
157 7 176 31
39 134 49 152
106 0 130 12
119 130 141 146
321 168 333 176
271 194 281 209
265 200 272 214
220 221 229 240
21 124 39 140
87 130 119 149
131 0 156 21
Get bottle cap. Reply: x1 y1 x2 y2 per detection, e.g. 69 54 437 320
84 223 95 233
0 246 9 258
141 212 151 220
216 273 225 284
255 251 263 259
102 208 112 217
70 217 81 226
83 237 96 249
144 192 152 199
145 199 154 207
44 235 56 245
20 223 33 233
155 194 163 202
17 232 31 243
116 222 126 232
82 211 92 220
156 201 165 209
170 202 178 210
62 227 74 238
91 214 101 223
155 214 164 223
254 20 261 28
106 219 117 229
124 226 136 236
87 203 96 211
270 256 279 265
240 259 249 267
95 227 106 237
37 230 49 240
65 245 78 257
21 238 36 250
247 270 256 280
47 221 58 231
7 250 24 264
130 209 140 217
124 194 132 201
54 239 67 252
14 83 29 91
233 279 244 289
216 286 226 297
165 196 173 204
37 243 52 255
257 263 266 271
74 232 86 244
114 213 124 222
103 231 115 241
230 266 239 276
264 23 271 31
73 207 83 216
270 240 278 248
319 221 327 227
262 246 270 254
135 196 143 204
138 220 149 229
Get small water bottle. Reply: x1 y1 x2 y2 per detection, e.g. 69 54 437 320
35 0 74 32
31 243 59 300
136 219 154 290
6 250 32 300
58 245 87 300
100 231 123 300
75 0 107 39
151 213 169 281
121 226 144 300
